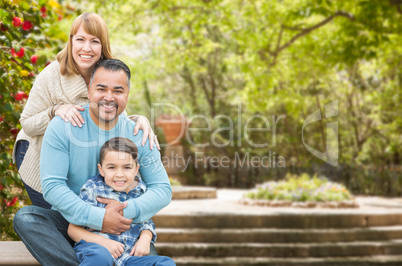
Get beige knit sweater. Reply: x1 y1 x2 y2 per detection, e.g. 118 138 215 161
15 61 89 192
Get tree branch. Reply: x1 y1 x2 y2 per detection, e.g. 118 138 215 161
390 0 402 14
359 119 373 146
198 75 214 116
276 11 355 55
398 5 402 14
259 11 355 65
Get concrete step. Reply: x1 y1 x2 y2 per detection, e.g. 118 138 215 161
172 255 402 266
0 242 39 265
153 213 402 229
172 186 217 200
4 240 402 265
157 240 402 258
156 226 402 243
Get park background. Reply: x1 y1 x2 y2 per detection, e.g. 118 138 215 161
1 0 401 242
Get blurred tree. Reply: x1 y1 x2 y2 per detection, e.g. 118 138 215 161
80 0 401 187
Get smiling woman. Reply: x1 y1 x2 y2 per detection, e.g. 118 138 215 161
58 12 111 83
14 12 159 209
71 26 102 80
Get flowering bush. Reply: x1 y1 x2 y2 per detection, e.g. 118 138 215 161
0 0 68 240
169 177 182 187
245 173 353 202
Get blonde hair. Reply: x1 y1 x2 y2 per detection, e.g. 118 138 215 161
57 12 113 76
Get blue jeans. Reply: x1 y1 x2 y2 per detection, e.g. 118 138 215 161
13 206 160 266
15 140 51 209
13 205 79 266
74 240 175 266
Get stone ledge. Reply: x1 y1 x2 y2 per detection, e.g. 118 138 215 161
172 255 402 265
0 241 39 265
239 198 359 208
172 186 217 200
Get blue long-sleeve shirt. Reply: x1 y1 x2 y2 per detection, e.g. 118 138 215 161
40 105 171 230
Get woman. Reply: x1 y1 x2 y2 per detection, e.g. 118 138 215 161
14 12 159 209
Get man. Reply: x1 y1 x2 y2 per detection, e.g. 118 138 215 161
13 59 171 265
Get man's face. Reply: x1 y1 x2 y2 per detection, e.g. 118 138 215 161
88 67 129 130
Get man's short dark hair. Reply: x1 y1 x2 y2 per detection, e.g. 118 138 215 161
90 59 131 88
99 137 138 165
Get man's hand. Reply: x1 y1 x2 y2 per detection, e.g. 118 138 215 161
97 197 132 235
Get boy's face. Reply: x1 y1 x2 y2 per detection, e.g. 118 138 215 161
98 151 139 193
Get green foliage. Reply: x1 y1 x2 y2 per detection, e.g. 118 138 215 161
1 2 400 239
169 177 182 186
246 173 353 202
0 0 68 240
87 0 402 175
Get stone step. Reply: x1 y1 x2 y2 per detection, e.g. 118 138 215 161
153 213 402 229
156 226 402 243
157 240 402 258
0 242 39 265
3 241 402 265
172 186 217 200
172 255 402 266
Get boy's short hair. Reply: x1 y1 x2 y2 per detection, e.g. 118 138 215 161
99 137 138 165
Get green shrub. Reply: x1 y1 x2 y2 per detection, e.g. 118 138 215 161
0 0 70 241
245 173 353 202
169 177 182 186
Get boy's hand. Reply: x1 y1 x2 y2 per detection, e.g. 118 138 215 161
130 237 151 257
102 238 125 259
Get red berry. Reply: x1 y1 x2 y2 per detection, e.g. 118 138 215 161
22 21 33 31
12 17 21 27
41 6 47 17
45 61 51 67
11 48 17 57
11 47 24 58
6 197 18 207
0 22 7 31
0 116 3 122
9 128 20 136
58 15 63 21
17 47 25 57
31 54 39 64
12 196 18 204
14 91 26 101
29 72 35 77
0 185 3 190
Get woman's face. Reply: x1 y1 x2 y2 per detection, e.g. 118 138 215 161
72 25 102 74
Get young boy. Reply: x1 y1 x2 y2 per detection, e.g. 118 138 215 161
68 137 175 266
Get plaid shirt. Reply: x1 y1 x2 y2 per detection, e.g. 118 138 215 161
79 174 157 266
